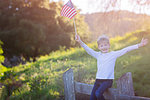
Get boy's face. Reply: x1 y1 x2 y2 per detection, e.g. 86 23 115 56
98 41 110 53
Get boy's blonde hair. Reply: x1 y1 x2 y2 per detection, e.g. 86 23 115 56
97 35 109 45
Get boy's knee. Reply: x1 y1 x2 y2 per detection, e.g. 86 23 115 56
95 92 99 98
95 92 105 100
95 91 101 98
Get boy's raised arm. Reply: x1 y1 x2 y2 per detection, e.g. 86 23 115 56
115 38 148 58
75 34 99 59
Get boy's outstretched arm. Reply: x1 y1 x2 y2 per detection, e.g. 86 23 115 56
115 38 148 58
75 34 98 59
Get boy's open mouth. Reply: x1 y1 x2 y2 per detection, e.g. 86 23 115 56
103 48 107 51
102 49 108 52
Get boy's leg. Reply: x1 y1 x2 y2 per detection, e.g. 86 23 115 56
90 80 100 100
95 80 113 100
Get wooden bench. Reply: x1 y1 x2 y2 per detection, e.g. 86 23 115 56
63 68 150 100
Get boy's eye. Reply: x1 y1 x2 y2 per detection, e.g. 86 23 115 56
101 45 103 47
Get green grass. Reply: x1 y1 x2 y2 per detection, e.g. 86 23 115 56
1 29 150 99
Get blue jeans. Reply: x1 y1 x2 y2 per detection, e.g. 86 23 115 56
90 79 113 100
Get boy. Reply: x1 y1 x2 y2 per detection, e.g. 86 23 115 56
75 34 148 100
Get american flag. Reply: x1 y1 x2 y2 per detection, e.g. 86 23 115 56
61 0 77 19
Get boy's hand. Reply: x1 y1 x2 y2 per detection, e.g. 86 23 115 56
75 34 81 43
138 38 148 47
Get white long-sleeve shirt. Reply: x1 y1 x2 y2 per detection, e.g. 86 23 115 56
80 41 139 79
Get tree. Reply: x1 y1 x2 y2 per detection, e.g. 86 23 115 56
0 0 91 61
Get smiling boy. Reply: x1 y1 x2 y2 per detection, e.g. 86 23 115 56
75 34 148 100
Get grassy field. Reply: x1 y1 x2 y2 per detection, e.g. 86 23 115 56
1 29 150 100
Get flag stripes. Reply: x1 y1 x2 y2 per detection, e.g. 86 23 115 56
61 0 77 19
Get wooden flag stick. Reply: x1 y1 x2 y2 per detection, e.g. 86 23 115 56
73 17 77 35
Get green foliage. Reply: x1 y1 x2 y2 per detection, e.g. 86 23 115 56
0 41 7 77
0 70 23 97
0 86 7 100
0 41 7 100
0 41 4 64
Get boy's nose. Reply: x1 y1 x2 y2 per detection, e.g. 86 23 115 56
103 47 108 49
